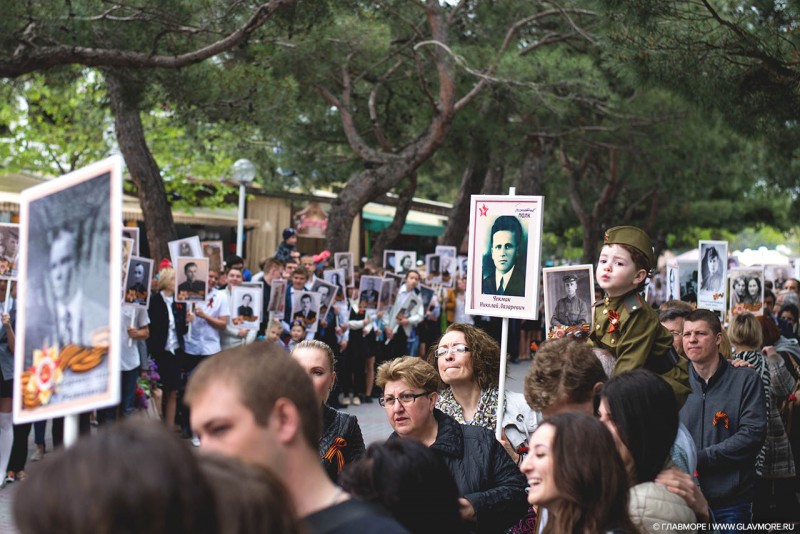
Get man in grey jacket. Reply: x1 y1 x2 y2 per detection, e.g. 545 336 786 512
679 309 766 525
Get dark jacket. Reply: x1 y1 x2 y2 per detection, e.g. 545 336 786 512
319 404 366 482
679 356 767 508
481 267 525 297
146 292 188 354
391 409 528 533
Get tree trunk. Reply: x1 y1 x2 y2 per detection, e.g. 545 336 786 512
105 70 177 263
481 154 505 195
439 142 490 247
371 174 418 265
514 137 549 196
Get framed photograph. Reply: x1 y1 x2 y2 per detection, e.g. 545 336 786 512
543 265 594 337
425 254 441 284
457 255 468 278
323 268 348 303
764 265 791 292
168 236 202 265
379 278 395 313
175 257 209 303
397 293 422 320
124 256 153 309
419 285 436 312
14 155 123 423
358 275 382 310
291 291 320 333
383 250 397 273
231 283 263 330
201 241 224 274
310 279 338 314
0 223 20 280
394 251 417 276
665 264 680 303
122 227 140 256
465 195 544 320
677 260 698 304
267 279 287 318
439 254 456 288
697 240 728 312
729 267 764 316
120 237 134 299
435 245 457 258
333 252 355 287
383 272 403 305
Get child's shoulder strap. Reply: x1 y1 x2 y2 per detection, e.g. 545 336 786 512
622 291 646 314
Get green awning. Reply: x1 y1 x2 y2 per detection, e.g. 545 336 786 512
362 212 445 237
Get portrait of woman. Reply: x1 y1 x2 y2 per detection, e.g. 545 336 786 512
395 254 415 276
700 245 723 292
732 276 747 306
747 276 762 307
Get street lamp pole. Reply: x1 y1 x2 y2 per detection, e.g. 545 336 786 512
231 159 256 258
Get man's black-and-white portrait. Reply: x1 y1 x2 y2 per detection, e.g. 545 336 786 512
292 291 320 333
0 223 20 280
678 260 698 303
334 252 355 287
543 265 594 334
358 275 382 310
310 279 338 312
125 257 152 308
379 278 395 312
383 250 396 273
201 241 223 274
175 257 209 303
15 156 123 422
168 236 202 265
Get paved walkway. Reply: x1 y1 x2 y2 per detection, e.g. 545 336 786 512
0 360 534 532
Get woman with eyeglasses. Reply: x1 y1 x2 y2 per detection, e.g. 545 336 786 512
428 323 539 465
376 356 528 534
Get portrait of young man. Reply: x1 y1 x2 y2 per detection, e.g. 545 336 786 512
481 215 526 297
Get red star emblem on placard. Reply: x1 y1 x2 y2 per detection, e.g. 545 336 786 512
479 204 489 217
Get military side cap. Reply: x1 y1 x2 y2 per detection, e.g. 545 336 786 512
563 274 578 283
603 226 655 270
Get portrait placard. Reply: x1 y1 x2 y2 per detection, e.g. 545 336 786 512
465 195 544 320
457 255 468 278
697 240 728 312
729 267 764 316
425 254 441 284
379 278 395 313
175 257 209 303
383 250 397 272
323 268 348 303
120 237 133 299
358 275 382 311
764 265 791 292
419 285 435 312
543 265 594 338
435 245 457 258
333 252 355 287
231 283 263 330
201 241 224 274
291 291 320 333
14 155 123 424
383 272 403 306
168 236 202 265
267 279 287 318
124 256 153 309
121 227 139 256
310 279 338 314
665 264 680 303
0 223 20 280
677 260 698 304
394 251 417 276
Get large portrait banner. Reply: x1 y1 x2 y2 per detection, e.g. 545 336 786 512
697 240 728 312
465 195 544 320
14 155 123 424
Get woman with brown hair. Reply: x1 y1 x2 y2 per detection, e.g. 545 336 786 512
520 411 638 533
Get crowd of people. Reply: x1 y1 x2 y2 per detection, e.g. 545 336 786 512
1 224 799 533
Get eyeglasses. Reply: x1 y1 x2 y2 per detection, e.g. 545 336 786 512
434 344 470 358
379 391 430 407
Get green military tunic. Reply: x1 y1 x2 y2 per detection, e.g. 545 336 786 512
589 290 691 407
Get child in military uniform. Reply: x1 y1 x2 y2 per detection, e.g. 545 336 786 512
589 226 691 406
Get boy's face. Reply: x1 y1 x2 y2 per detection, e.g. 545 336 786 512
290 325 305 341
286 235 298 246
267 326 281 342
596 244 646 298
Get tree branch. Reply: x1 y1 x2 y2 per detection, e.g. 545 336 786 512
0 0 297 78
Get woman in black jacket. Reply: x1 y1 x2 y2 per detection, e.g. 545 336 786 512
376 356 528 534
291 339 365 481
147 268 188 432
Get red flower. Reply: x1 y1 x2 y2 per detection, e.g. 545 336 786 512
607 310 620 333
